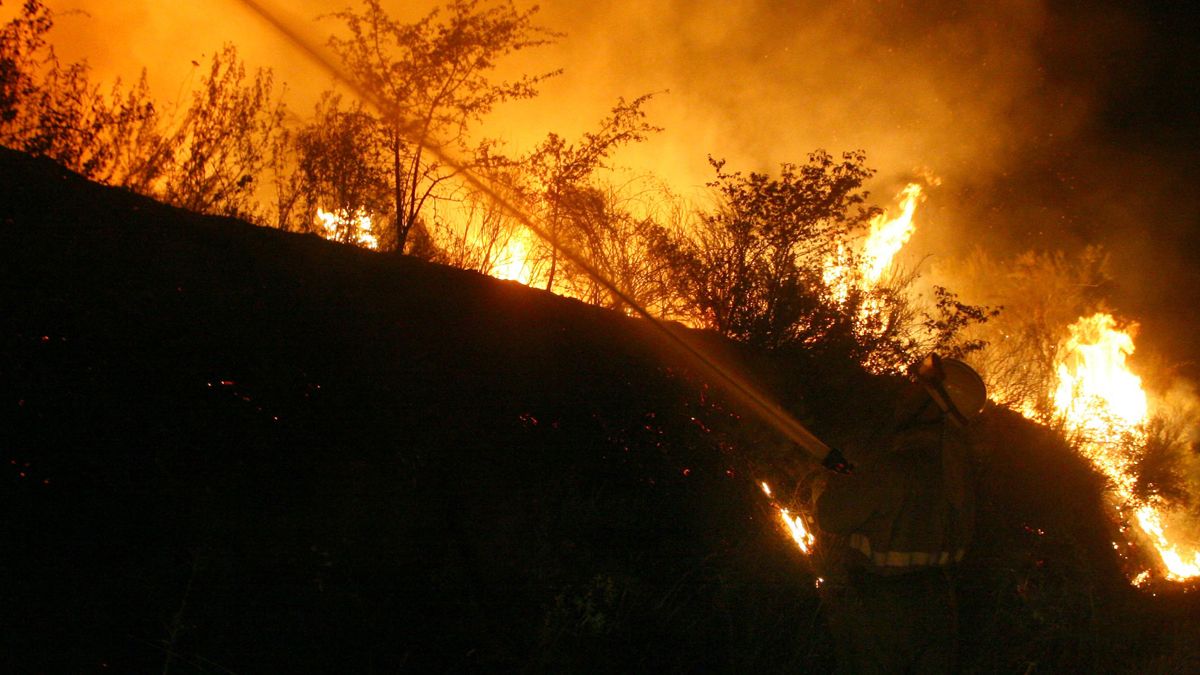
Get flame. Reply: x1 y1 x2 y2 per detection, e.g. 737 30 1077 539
822 240 853 305
822 183 924 353
316 208 379 250
860 183 923 287
489 234 535 285
1135 506 1200 581
760 481 816 553
1054 313 1147 431
1051 313 1200 583
823 182 923 296
779 507 816 553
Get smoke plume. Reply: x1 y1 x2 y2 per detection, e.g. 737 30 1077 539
20 0 1198 359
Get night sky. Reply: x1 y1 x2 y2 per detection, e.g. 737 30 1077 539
989 0 1200 364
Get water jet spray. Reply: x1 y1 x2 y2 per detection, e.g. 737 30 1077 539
235 0 838 466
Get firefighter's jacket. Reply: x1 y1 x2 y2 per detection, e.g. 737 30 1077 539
815 420 974 576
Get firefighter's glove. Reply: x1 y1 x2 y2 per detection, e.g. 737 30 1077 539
821 447 853 474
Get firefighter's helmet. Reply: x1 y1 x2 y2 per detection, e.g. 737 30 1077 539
910 354 987 426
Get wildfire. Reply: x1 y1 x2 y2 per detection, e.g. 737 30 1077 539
316 207 379 250
1051 313 1200 583
754 312 1200 584
489 234 535 285
823 183 925 349
861 183 923 287
760 481 816 553
788 178 1200 585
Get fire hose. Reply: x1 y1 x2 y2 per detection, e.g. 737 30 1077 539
236 0 851 474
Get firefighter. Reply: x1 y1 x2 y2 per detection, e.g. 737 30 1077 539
814 354 987 674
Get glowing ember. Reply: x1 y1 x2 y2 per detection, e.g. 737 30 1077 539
1052 313 1200 583
316 208 379 250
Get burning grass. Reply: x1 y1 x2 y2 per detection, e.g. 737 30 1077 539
1002 312 1200 584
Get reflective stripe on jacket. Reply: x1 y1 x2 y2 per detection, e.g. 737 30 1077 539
816 420 973 575
848 533 965 568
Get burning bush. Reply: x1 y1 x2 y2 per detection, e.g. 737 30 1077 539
654 152 879 352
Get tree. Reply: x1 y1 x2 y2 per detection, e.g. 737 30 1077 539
21 65 164 188
0 0 52 130
1 1 164 189
660 151 880 352
551 180 683 317
2 6 283 221
520 94 660 292
326 0 559 253
158 44 285 220
292 92 391 246
268 124 304 233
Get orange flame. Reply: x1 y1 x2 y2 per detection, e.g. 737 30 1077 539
1054 313 1147 432
779 507 816 553
861 183 923 287
489 233 535 285
822 183 924 357
760 481 816 553
1051 313 1200 583
315 207 379 250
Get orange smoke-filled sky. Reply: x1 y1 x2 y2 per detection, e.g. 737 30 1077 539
23 1 1095 193
10 0 1200 357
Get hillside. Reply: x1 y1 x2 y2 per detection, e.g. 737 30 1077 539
1 146 1196 672
0 147 830 672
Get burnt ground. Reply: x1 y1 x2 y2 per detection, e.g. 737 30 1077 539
1 145 1198 673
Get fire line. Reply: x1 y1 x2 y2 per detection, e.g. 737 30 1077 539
236 2 1200 585
1050 313 1200 583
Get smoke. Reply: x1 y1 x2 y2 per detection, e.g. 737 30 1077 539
24 2 1149 207
495 1 1081 191
19 0 1198 358
486 0 1196 356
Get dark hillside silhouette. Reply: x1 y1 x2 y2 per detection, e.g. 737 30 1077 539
0 146 822 672
2 146 1197 672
